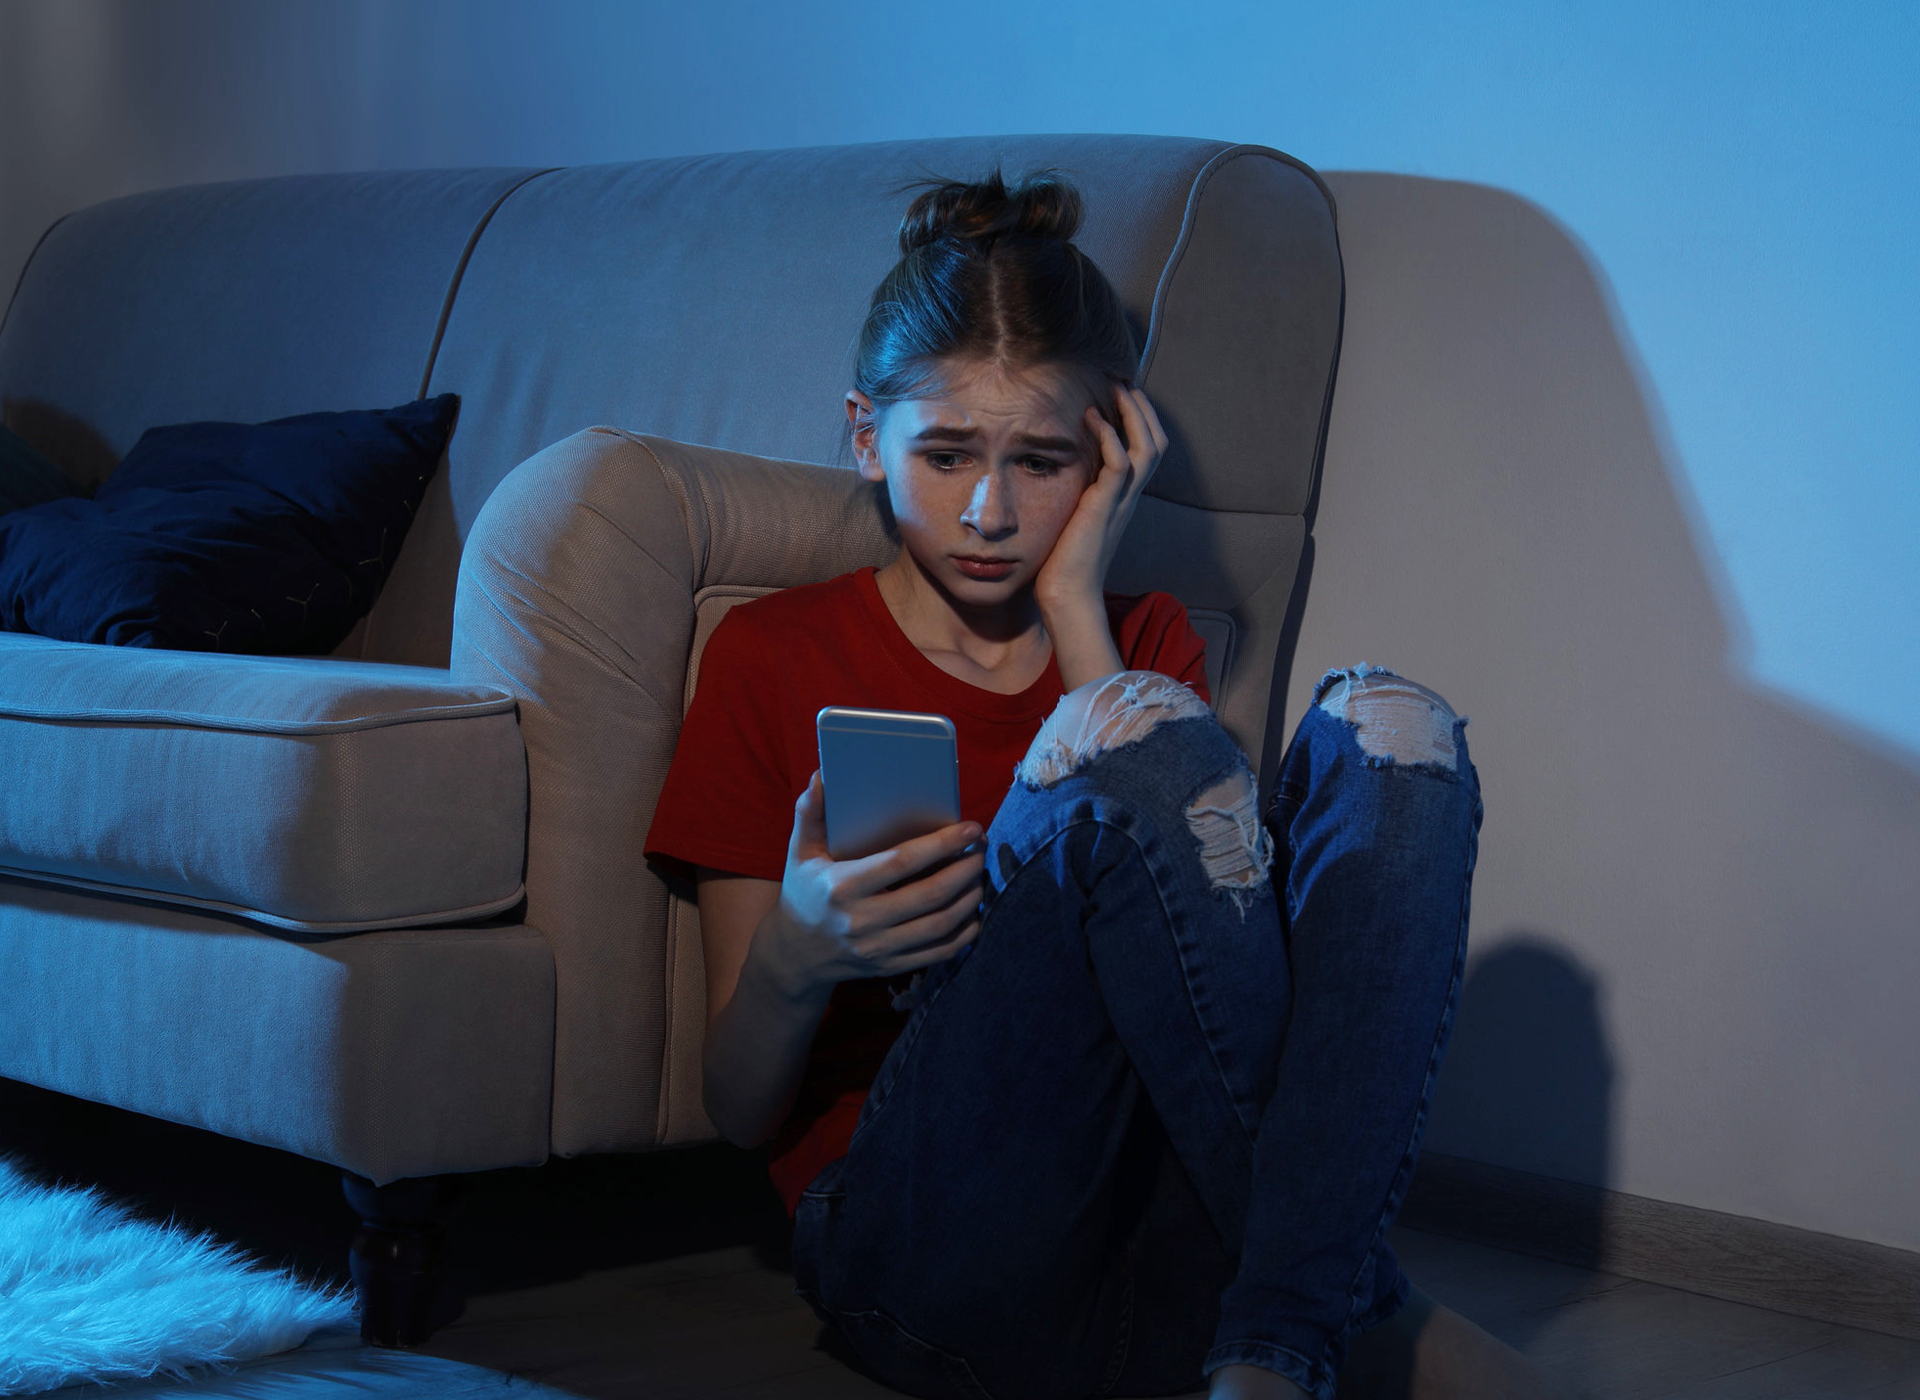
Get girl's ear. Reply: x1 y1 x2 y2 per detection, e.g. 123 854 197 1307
847 391 884 481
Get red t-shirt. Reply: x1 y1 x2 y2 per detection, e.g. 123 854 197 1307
643 565 1209 1214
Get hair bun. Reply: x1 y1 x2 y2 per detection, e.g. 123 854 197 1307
898 170 1083 255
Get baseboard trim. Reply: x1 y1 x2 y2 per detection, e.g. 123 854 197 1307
1399 1152 1920 1342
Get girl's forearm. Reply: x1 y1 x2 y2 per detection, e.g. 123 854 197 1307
1040 591 1124 691
702 930 834 1148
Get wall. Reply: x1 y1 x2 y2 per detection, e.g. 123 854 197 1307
1295 172 1920 1251
2 0 1915 1249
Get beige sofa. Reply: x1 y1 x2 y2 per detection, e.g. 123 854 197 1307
0 135 1343 1336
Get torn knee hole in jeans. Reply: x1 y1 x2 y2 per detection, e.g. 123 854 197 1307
1013 671 1272 911
1315 664 1463 769
1015 671 1211 789
1185 767 1274 912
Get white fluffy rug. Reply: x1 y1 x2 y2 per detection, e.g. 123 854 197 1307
0 1158 355 1395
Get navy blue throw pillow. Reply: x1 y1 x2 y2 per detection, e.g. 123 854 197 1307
0 394 457 653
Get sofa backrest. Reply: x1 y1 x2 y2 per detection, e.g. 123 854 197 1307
408 138 1341 789
0 169 542 489
1 135 1342 795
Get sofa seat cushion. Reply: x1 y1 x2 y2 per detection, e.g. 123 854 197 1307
0 633 526 932
0 880 554 1182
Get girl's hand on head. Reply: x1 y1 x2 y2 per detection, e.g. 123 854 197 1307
759 771 986 1003
1033 383 1168 610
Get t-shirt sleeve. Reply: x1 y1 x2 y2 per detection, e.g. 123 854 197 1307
643 608 795 882
1109 590 1212 705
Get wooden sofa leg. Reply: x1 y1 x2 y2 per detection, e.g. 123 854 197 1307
341 1171 445 1346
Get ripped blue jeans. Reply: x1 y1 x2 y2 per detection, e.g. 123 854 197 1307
792 665 1484 1400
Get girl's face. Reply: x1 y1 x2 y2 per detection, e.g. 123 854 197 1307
848 358 1105 610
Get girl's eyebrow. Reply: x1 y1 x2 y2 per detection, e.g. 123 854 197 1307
909 425 1080 452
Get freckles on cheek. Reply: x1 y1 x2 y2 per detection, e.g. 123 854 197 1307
1029 481 1087 542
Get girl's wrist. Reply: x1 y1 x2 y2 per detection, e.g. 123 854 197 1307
1039 590 1124 691
748 910 837 1011
1034 583 1104 626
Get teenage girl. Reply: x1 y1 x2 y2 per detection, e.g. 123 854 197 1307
645 173 1558 1400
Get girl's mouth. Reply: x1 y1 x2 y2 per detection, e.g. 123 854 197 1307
953 556 1017 581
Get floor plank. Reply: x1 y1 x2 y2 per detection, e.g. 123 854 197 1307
405 1227 1920 1400
83 1227 1920 1399
33 1328 580 1399
7 1080 1918 1399
1403 1153 1920 1342
1391 1227 1920 1400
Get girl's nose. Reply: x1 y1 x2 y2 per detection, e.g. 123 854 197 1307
960 470 1016 540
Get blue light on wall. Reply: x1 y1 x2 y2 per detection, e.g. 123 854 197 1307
4 0 1915 753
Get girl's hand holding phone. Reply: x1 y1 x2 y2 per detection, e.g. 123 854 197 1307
758 770 985 1003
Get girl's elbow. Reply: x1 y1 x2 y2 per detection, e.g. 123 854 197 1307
711 1109 775 1151
702 1076 781 1151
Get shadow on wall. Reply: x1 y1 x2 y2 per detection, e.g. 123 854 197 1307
1426 939 1613 1197
1290 174 1920 1247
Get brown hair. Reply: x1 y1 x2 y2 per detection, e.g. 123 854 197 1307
853 169 1138 407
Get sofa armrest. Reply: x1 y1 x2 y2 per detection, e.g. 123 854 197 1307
449 426 896 1155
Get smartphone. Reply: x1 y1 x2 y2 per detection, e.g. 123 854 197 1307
816 707 961 860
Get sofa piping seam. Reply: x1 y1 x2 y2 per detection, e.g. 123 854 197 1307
1138 143 1333 382
0 212 72 354
0 865 528 937
415 167 562 399
1136 144 1340 520
0 697 519 734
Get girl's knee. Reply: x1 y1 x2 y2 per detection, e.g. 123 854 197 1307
1016 670 1211 789
1311 663 1464 769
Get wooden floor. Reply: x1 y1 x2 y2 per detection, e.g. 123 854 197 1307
10 1079 1919 1400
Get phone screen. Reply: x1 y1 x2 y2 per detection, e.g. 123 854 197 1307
817 707 961 860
